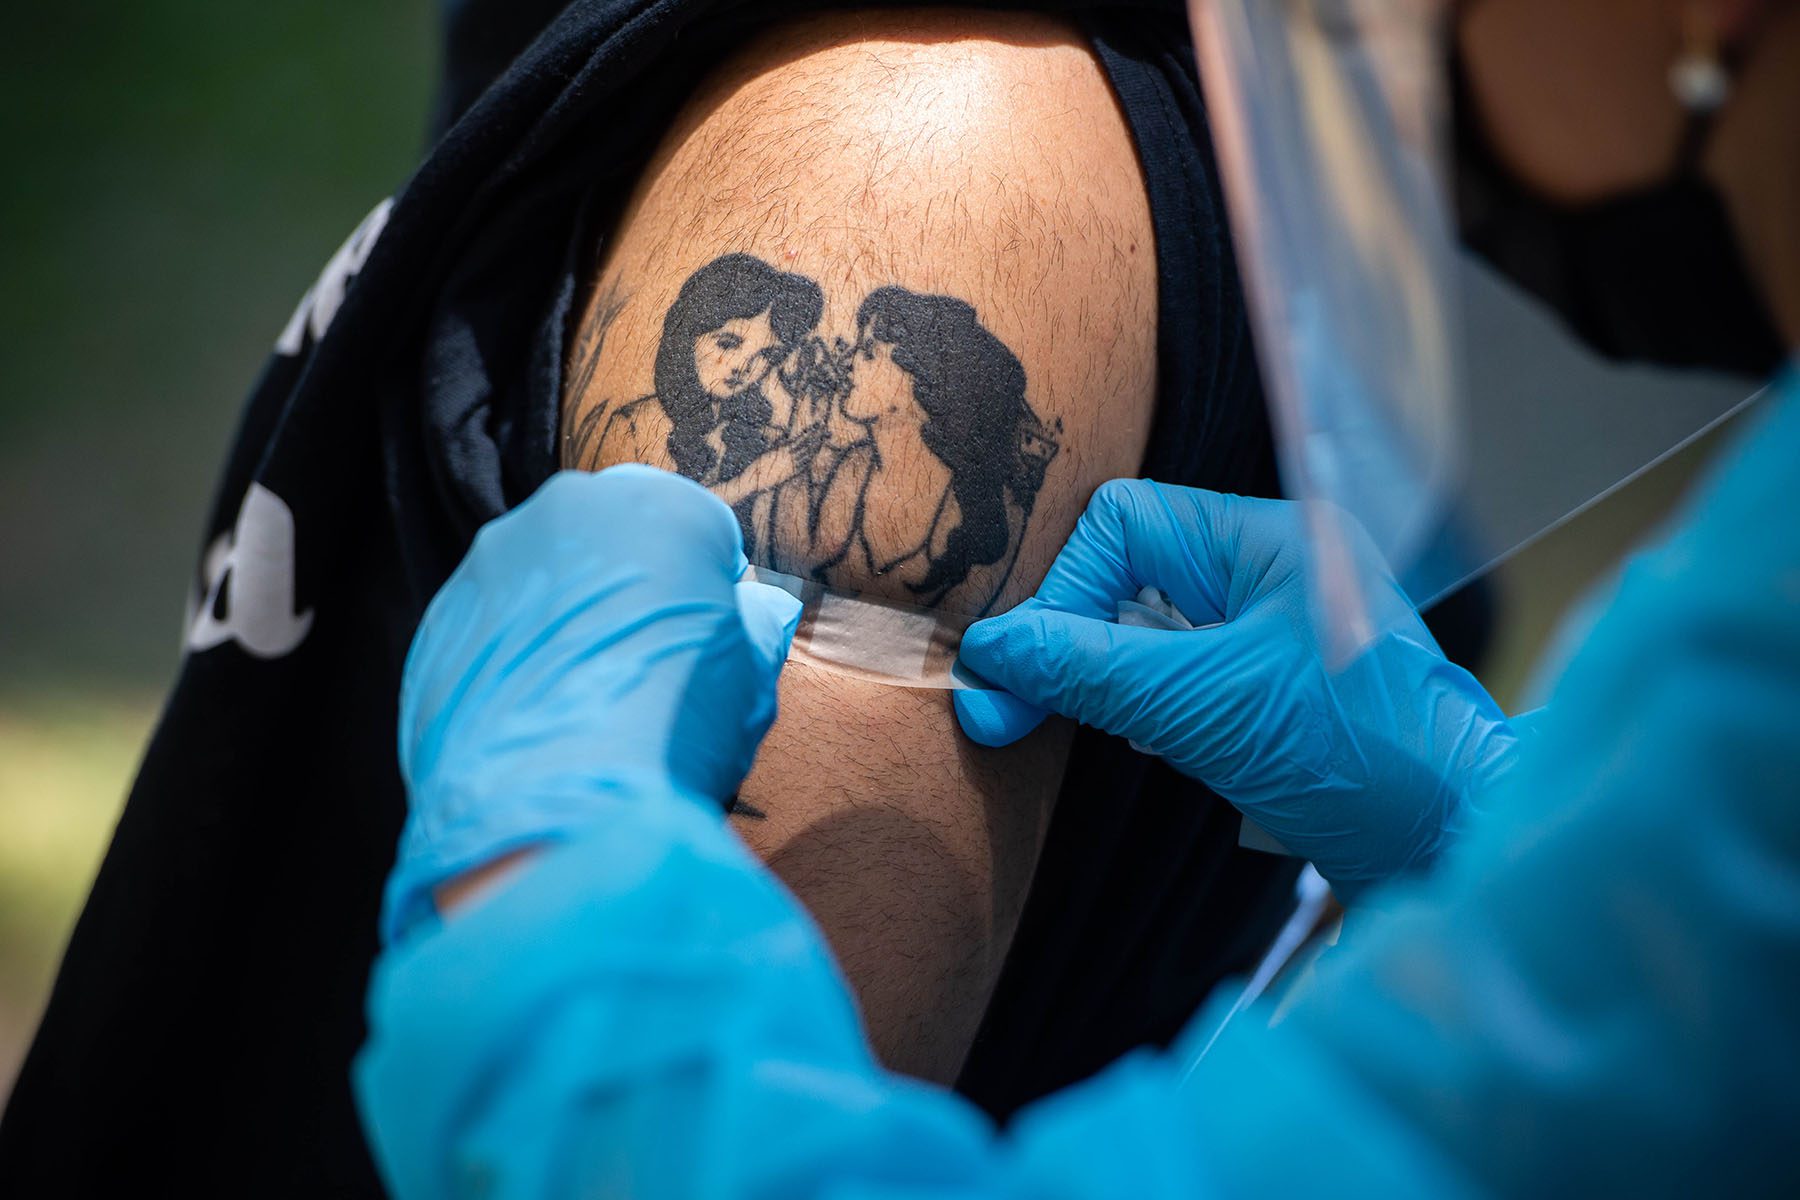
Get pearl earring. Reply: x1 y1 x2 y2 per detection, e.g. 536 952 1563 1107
1669 7 1731 111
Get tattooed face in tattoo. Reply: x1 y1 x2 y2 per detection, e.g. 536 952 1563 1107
694 310 782 400
566 254 1062 615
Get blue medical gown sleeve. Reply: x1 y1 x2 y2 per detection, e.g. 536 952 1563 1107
356 780 1469 1198
358 374 1799 1197
354 785 1220 1197
357 791 1000 1197
1192 371 1800 1196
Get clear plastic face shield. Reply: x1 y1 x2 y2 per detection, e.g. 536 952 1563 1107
1188 0 1766 663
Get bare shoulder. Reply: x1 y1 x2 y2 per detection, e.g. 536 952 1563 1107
562 7 1157 615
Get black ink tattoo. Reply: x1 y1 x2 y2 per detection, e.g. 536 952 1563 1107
724 794 767 821
566 254 1061 615
565 276 630 466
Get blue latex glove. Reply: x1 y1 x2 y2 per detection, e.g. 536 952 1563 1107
382 465 802 943
956 480 1517 896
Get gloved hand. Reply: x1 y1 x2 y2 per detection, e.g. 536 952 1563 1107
383 466 803 943
955 479 1517 897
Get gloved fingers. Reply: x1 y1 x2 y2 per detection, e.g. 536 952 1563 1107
948 498 1135 747
953 687 1047 747
952 480 1248 746
734 580 804 681
569 465 747 584
663 608 790 804
1035 480 1237 627
430 466 751 699
1028 479 1172 620
959 599 1228 751
403 468 755 786
470 468 746 596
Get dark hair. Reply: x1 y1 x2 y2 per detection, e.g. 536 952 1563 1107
655 254 823 480
855 286 1039 601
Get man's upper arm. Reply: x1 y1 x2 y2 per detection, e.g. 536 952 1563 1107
561 10 1157 615
557 9 1159 1084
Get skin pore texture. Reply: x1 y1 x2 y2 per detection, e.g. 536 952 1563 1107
559 10 1156 1081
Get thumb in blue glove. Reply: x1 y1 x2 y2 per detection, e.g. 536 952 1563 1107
957 479 1516 897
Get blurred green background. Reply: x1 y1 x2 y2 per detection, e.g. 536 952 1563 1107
1 1 437 1093
0 0 1752 1107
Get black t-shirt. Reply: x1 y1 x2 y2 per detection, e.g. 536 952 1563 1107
0 2 1299 1193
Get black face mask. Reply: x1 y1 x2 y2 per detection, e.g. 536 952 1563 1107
1451 55 1785 378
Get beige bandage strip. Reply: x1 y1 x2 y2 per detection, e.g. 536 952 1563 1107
743 565 981 689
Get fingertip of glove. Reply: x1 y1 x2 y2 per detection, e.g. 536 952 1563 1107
1090 476 1157 514
954 688 1046 747
960 605 1058 700
735 580 804 671
956 616 1001 660
771 588 804 646
960 599 1042 654
594 465 747 571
